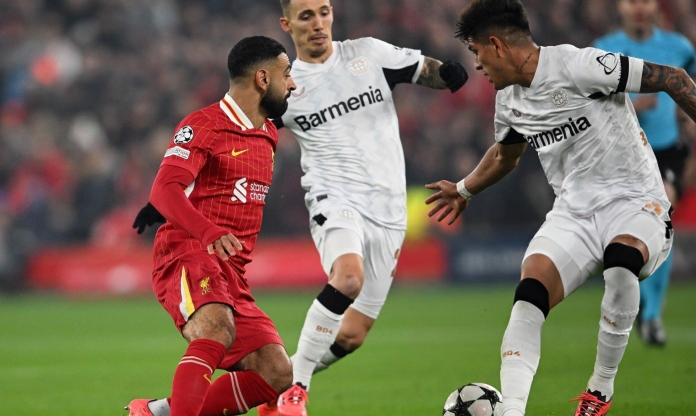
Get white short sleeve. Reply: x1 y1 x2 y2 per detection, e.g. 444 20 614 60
570 47 644 97
493 94 526 145
362 37 424 84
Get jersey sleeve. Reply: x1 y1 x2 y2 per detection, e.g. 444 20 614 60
150 165 228 245
569 47 644 98
160 112 216 177
493 94 526 145
362 37 425 89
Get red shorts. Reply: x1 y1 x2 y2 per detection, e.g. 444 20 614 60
152 249 283 370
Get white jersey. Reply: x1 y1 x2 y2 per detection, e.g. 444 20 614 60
279 38 425 230
494 45 669 217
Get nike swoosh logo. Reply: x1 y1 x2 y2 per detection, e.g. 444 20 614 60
204 374 212 384
231 148 249 157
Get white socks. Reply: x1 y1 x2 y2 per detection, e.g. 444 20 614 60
499 301 545 416
292 299 343 389
314 348 340 373
587 267 639 400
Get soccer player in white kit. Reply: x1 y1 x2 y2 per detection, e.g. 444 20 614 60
426 1 696 415
258 0 469 415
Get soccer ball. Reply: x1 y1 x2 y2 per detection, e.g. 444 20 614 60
443 383 502 416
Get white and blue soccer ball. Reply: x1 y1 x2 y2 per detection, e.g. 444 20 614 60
443 383 502 416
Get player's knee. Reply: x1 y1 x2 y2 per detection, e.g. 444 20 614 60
268 355 294 394
329 272 364 299
183 303 236 347
603 243 645 277
514 278 550 318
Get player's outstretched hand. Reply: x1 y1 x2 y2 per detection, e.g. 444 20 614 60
208 234 244 261
439 60 468 93
425 180 468 225
132 202 166 234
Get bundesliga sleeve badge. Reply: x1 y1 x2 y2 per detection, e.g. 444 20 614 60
173 126 194 144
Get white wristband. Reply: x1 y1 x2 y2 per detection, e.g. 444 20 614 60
456 178 473 201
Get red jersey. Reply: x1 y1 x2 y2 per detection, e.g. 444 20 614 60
152 94 277 273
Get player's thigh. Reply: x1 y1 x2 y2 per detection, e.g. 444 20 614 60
152 250 237 336
309 201 366 276
600 199 673 280
523 210 601 303
351 226 405 319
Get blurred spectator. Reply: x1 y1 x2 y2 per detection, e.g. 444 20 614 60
1 0 695 288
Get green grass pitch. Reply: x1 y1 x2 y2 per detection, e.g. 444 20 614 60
1 283 695 415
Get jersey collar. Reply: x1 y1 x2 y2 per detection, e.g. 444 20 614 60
220 93 254 130
292 41 340 73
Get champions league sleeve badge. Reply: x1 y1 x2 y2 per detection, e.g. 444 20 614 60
173 126 194 144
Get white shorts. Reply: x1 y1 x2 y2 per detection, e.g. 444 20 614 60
307 196 405 319
524 198 673 298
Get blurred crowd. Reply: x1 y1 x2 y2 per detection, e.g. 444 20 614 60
1 0 695 287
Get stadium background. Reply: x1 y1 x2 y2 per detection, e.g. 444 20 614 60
1 0 695 415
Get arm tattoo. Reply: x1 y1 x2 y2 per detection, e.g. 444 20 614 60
641 61 696 123
416 57 447 90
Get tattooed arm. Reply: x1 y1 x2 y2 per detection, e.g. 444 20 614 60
416 57 448 89
640 62 696 123
416 57 469 92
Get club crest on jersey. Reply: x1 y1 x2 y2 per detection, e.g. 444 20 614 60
231 178 248 203
551 89 568 108
173 126 194 144
230 177 269 204
338 208 356 220
347 57 369 75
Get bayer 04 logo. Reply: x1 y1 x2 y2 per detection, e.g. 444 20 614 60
173 126 194 144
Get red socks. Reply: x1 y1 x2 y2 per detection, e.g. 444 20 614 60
199 370 279 416
170 339 226 416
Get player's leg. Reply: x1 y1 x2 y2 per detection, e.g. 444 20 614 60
497 252 564 416
198 344 292 416
314 308 374 373
291 249 362 389
315 226 402 373
141 262 290 416
583 235 646 407
142 252 240 416
638 249 672 345
291 224 364 390
171 302 235 416
638 147 685 345
498 210 599 416
584 205 672 407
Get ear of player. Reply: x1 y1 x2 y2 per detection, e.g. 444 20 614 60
439 60 469 93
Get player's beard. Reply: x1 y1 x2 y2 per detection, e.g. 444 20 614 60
261 87 290 119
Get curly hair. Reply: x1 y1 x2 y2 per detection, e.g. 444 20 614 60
227 36 287 80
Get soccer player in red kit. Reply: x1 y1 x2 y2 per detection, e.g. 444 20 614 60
125 36 297 416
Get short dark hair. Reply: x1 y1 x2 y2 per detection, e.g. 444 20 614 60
227 36 287 80
280 0 291 17
455 0 531 43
